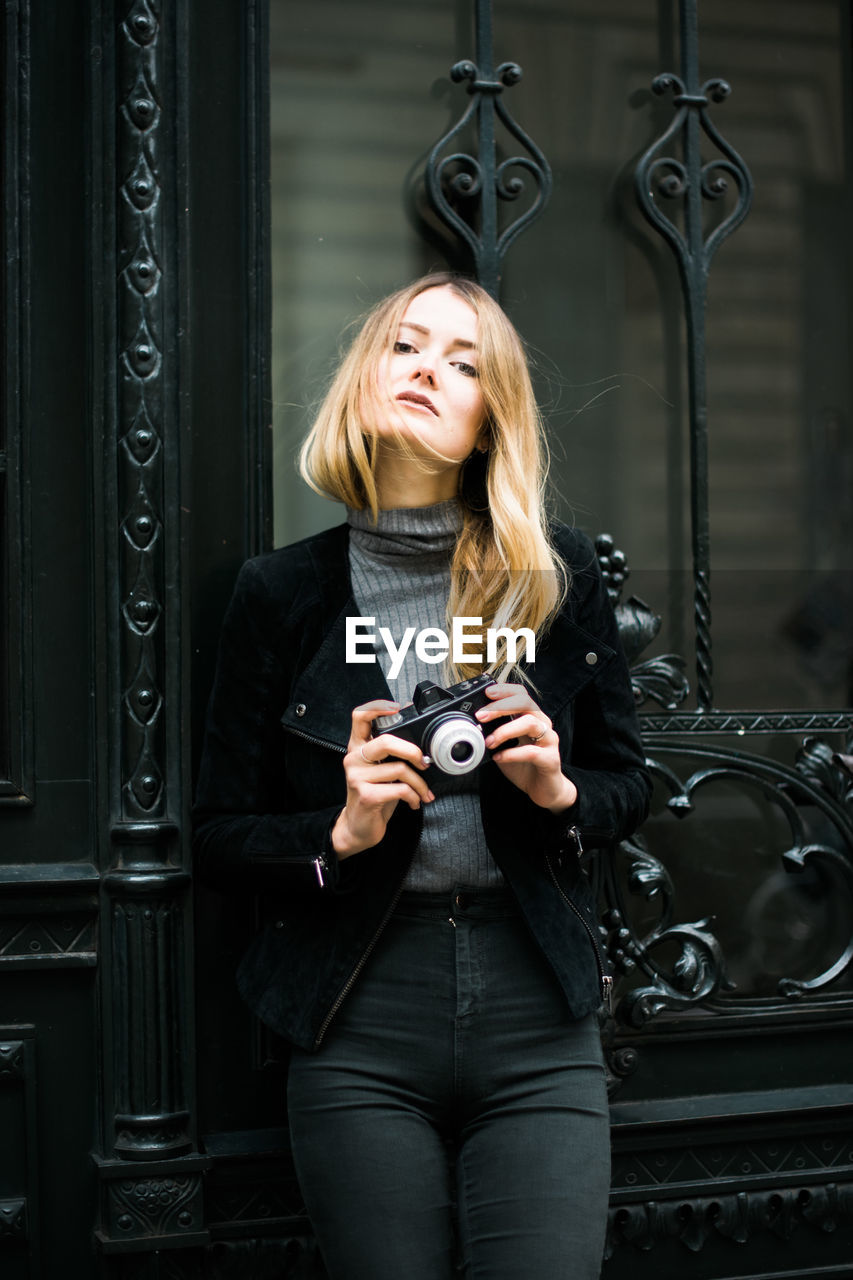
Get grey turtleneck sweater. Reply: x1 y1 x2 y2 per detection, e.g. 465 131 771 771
347 500 504 891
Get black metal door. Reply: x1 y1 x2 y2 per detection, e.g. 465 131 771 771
1 1 268 1275
2 2 100 1275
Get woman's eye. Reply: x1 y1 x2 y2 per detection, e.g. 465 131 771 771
393 340 416 354
454 361 478 378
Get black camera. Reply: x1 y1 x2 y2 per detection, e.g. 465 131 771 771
371 674 510 775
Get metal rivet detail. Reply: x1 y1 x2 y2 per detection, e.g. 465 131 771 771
295 703 307 717
585 651 598 665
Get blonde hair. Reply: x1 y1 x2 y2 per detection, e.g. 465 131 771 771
299 273 567 679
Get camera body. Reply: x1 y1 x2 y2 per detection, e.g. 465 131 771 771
371 674 510 775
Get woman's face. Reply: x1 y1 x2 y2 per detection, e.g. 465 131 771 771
372 285 486 470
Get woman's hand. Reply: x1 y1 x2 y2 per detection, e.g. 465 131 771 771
331 699 435 859
476 683 578 813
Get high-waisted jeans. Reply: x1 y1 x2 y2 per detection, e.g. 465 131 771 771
287 886 611 1279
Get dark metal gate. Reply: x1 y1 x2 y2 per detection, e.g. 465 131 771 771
2 1 851 1277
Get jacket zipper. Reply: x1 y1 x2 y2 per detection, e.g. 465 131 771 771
282 718 421 1041
282 723 347 755
311 809 424 1050
281 723 346 885
312 878 405 1049
545 829 613 1015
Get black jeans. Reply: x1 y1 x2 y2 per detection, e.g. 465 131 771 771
287 887 611 1279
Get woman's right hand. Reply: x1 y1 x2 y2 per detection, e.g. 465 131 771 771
331 699 434 859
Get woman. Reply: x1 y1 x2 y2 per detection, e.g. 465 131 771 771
193 273 650 1279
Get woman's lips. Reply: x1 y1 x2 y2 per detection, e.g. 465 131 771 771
396 392 438 416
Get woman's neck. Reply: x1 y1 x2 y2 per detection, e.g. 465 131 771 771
373 450 461 509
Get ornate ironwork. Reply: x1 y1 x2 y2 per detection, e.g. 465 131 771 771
596 534 689 712
90 5 209 1259
599 830 734 1029
634 0 753 711
424 0 551 297
606 1181 853 1260
116 0 169 823
593 737 853 1037
97 1169 206 1248
642 709 853 736
595 535 853 1031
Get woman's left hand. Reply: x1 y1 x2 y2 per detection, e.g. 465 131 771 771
475 683 578 813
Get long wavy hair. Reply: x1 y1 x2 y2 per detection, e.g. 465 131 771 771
298 272 567 679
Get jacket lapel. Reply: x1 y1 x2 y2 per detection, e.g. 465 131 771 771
523 611 616 721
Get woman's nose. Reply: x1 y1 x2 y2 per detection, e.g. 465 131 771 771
412 361 436 386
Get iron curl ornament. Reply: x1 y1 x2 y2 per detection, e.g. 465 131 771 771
635 73 753 274
424 1 552 298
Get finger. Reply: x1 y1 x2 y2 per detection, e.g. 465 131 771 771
484 712 552 748
366 732 430 769
348 700 402 744
349 757 435 803
363 780 432 811
475 684 541 723
491 742 559 766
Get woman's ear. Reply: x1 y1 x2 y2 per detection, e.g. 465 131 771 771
474 421 491 454
459 442 490 512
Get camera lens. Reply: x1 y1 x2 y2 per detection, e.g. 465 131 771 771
424 715 486 775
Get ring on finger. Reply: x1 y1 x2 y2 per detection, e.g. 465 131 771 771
529 724 548 742
359 744 374 764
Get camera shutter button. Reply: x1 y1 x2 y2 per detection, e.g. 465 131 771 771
373 710 404 731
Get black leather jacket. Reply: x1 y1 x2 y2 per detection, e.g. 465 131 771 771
193 519 651 1051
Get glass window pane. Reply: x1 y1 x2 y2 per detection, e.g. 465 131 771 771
271 0 853 712
494 0 853 712
269 0 459 547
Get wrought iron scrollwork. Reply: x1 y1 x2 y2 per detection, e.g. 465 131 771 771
633 1 753 712
599 832 734 1029
635 73 753 271
594 738 853 1044
424 0 551 297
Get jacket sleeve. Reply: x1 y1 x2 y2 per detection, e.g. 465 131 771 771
544 530 651 853
192 558 348 896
